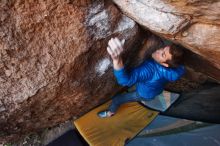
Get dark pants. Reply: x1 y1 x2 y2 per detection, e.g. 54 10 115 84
108 91 147 113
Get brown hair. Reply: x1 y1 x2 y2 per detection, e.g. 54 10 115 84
140 35 184 68
165 44 184 68
141 35 164 59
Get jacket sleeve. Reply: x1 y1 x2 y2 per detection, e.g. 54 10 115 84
162 65 185 82
113 61 153 87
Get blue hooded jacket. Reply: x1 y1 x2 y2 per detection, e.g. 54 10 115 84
113 59 185 100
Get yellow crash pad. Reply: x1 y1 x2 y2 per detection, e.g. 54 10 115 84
74 101 158 146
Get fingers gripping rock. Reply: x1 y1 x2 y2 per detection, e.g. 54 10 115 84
107 37 125 59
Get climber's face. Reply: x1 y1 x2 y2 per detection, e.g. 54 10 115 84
152 46 172 67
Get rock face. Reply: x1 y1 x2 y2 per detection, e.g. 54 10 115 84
164 83 220 123
112 0 220 81
0 0 140 142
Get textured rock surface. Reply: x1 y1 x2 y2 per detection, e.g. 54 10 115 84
0 0 140 142
112 0 220 81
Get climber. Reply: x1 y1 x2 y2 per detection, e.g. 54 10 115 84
98 36 185 118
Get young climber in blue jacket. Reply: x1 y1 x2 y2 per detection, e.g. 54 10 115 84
98 36 185 118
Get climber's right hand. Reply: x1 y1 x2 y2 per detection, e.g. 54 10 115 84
107 37 125 60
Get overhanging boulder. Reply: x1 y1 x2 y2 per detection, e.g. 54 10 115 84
0 0 140 142
112 0 220 81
